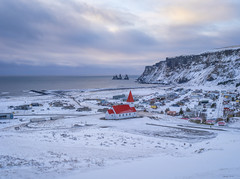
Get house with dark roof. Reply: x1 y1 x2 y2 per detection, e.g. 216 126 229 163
105 91 137 120
0 113 14 120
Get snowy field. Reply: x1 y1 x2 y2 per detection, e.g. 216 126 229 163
0 86 240 179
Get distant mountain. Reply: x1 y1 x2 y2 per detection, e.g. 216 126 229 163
138 47 240 86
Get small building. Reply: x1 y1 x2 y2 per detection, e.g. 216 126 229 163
76 106 91 112
30 118 46 123
171 103 180 107
190 94 203 99
193 89 202 94
175 88 184 92
166 93 179 100
234 111 240 117
217 121 227 126
113 94 125 100
98 100 111 106
208 93 219 100
62 105 75 110
0 113 14 120
157 95 166 100
200 100 209 104
206 118 217 125
167 111 177 116
151 105 158 109
189 117 203 124
31 103 42 107
50 101 64 107
223 93 237 99
14 105 31 110
97 108 108 113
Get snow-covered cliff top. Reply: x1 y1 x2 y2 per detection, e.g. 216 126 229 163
138 47 240 86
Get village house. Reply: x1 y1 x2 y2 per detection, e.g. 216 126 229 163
206 91 219 100
193 89 202 94
151 105 158 109
150 98 156 105
200 100 209 104
0 113 14 120
50 101 64 107
234 111 240 117
31 103 42 107
97 108 108 113
189 117 203 124
98 100 112 106
113 94 125 100
167 111 177 116
190 94 203 99
171 103 180 107
166 92 179 100
157 95 166 100
76 106 91 112
62 105 75 110
205 118 217 125
223 93 237 101
184 108 205 118
14 105 31 110
217 121 227 126
105 91 137 120
174 88 184 92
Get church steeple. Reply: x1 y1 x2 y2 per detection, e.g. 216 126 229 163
127 90 134 107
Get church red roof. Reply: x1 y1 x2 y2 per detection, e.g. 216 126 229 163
127 90 134 102
112 104 136 114
107 109 114 114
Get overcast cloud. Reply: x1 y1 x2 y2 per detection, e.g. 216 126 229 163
0 0 239 75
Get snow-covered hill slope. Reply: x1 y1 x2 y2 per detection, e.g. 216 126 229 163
138 48 240 86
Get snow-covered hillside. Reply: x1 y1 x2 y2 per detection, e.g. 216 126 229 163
138 48 240 86
1 86 240 178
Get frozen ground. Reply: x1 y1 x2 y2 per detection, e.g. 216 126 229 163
0 86 240 179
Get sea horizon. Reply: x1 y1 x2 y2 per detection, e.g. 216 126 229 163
0 75 148 96
0 74 140 77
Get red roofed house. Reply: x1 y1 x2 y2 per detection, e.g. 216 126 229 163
105 91 137 119
167 111 177 116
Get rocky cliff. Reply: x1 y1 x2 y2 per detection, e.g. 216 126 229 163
138 48 240 86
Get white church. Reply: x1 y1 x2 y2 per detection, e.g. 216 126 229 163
105 91 137 120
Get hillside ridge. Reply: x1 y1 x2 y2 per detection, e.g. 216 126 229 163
138 48 240 86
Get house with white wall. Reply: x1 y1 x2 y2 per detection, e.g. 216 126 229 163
105 91 137 120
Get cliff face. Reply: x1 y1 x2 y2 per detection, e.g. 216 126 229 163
138 48 240 86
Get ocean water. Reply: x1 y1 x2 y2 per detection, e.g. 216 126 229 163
0 76 150 96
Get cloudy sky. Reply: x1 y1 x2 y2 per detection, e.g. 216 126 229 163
0 0 240 76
